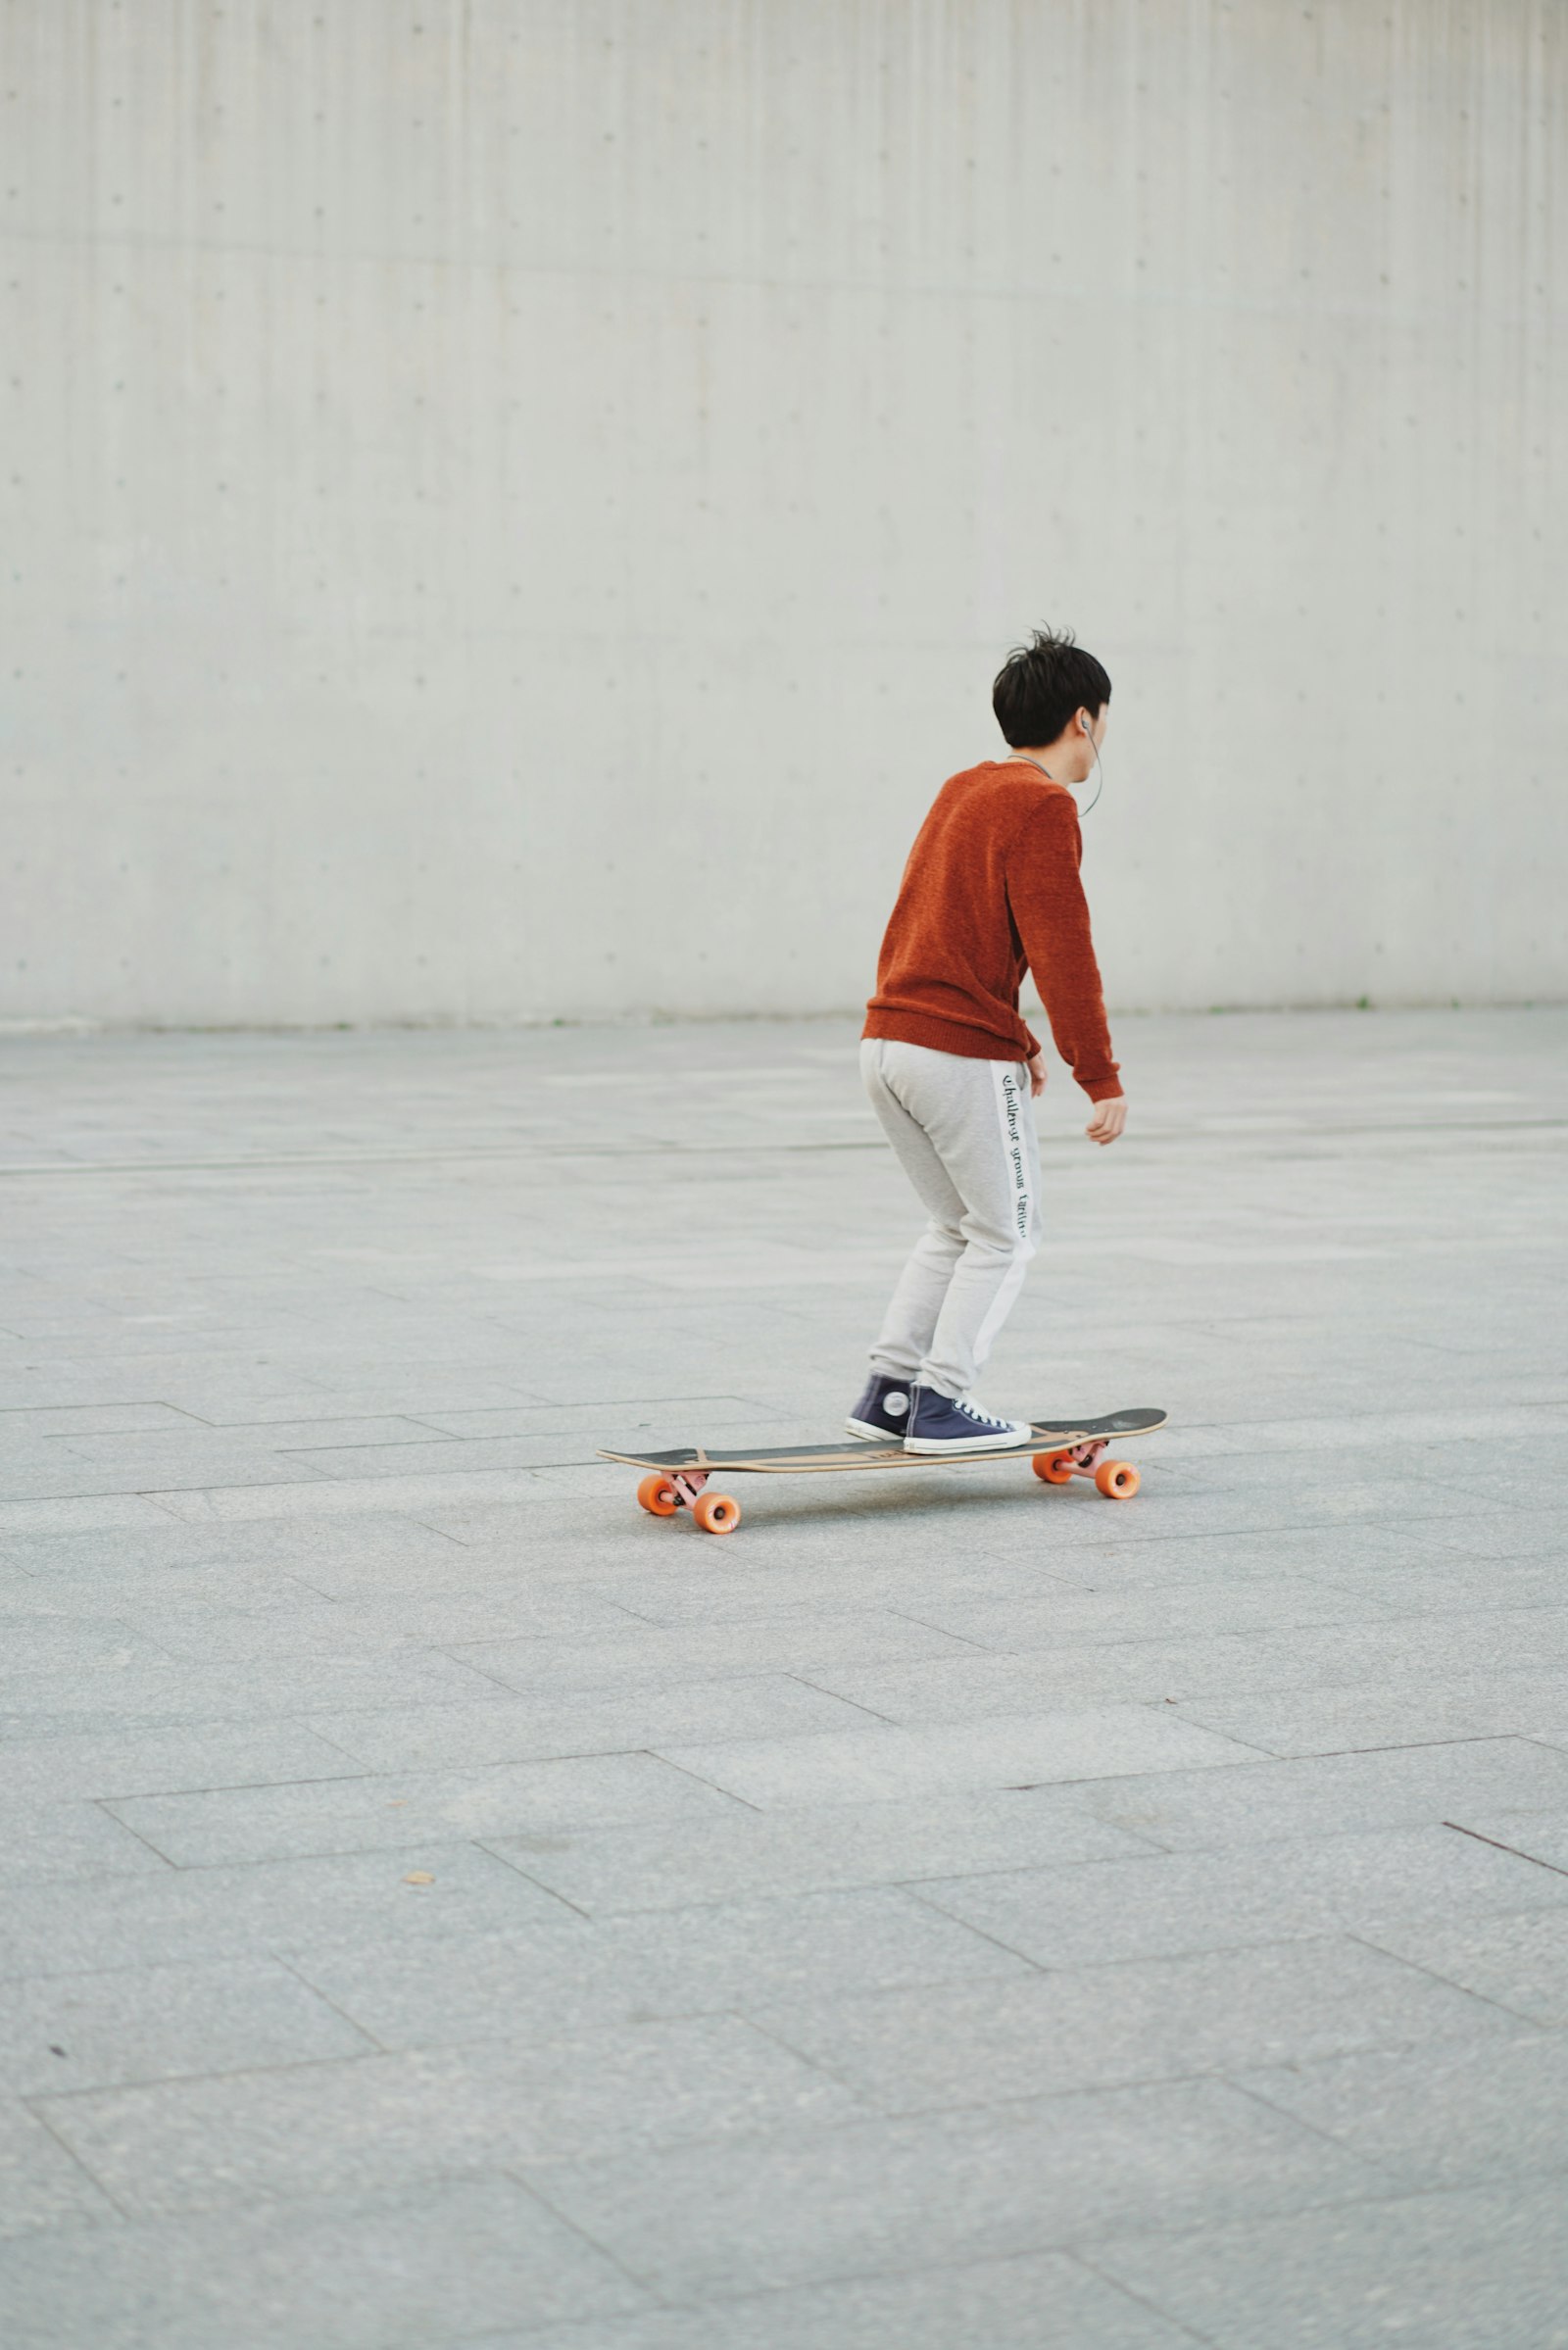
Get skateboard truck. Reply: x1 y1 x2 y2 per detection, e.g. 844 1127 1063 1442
634 1464 742 1536
1031 1437 1141 1501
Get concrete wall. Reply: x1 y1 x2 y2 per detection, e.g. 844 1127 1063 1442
4 0 1564 1028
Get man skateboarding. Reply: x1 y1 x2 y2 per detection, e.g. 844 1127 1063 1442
849 627 1126 1454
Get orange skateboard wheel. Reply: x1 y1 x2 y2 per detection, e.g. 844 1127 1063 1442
692 1491 741 1536
636 1472 678 1516
1095 1459 1140 1500
1033 1451 1077 1484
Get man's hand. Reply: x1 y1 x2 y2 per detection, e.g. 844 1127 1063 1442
1027 1052 1048 1099
1085 1096 1127 1147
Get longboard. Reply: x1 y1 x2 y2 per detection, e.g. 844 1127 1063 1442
600 1407 1166 1536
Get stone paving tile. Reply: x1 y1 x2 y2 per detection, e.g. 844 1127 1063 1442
755 1936 1518 2114
0 1720 364 1803
1162 1439 1547 1495
989 1519 1460 1591
1421 1462 1568 1512
1239 2031 1568 2189
1064 1738 1568 1850
0 1799 177 1884
881 1575 1396 1648
1504 1720 1568 1757
301 1529 692 1597
55 1417 448 1464
3 1453 343 1499
1150 1406 1568 1461
800 1612 1559 1726
129 1585 648 1662
0 1610 177 1671
447 1609 983 1692
592 1493 1068 1569
490 1785 1159 1916
0 1955 375 2094
296 1886 1029 2051
0 1567 78 1614
0 1404 205 1437
562 1554 1052 1630
187 1383 552 1423
146 1470 563 1521
658 1707 1257 1808
411 1395 774 1440
0 2175 647 2349
312 1413 810 1476
0 1842 576 1979
472 2250 1200 2349
0 2098 118 2238
1 1640 505 1729
281 1544 645 1604
284 1924 638 2051
994 1479 1496 1548
0 1372 275 1409
0 1510 465 1581
0 1494 177 1536
518 2080 1382 2300
298 1434 703 1478
1441 1807 1568 1875
311 1675 885 1771
0 1560 331 1616
36 2017 862 2215
1175 1667 1568 1756
1317 1552 1568 1618
1360 1905 1568 2027
911 1822 1568 1966
105 1751 741 1867
1402 1511 1568 1561
1088 2176 1568 2350
416 1490 961 1552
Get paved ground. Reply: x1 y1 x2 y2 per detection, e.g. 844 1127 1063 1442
1 1007 1566 2349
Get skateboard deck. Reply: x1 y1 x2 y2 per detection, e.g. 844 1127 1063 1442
601 1408 1166 1536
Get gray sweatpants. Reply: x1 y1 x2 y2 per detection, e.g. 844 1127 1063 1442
861 1037 1043 1401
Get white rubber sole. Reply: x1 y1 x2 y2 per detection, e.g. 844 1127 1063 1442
845 1417 901 1441
904 1426 1032 1455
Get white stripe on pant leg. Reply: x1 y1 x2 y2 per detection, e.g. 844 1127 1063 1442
969 1061 1038 1375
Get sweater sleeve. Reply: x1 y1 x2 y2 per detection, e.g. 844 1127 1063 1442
1005 794 1122 1101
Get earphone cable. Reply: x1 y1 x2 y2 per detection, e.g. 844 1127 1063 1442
1079 732 1104 817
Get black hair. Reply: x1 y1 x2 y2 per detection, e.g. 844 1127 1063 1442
992 627 1110 748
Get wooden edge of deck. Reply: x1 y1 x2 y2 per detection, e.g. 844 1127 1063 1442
598 1436 1097 1475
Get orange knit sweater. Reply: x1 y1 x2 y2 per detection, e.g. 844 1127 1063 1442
863 759 1122 1101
